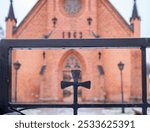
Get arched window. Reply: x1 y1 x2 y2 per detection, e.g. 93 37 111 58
63 55 81 82
63 54 82 97
64 55 80 69
62 54 82 99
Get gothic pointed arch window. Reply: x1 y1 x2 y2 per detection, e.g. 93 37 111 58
63 54 82 99
63 54 81 82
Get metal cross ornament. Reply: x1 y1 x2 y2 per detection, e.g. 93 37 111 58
61 70 91 115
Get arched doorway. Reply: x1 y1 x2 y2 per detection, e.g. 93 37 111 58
62 54 82 102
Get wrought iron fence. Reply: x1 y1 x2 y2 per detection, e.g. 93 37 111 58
0 38 149 115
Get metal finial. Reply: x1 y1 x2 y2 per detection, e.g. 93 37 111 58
10 0 13 3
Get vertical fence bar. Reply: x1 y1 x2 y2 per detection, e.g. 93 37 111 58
73 84 78 115
141 46 147 115
0 42 10 114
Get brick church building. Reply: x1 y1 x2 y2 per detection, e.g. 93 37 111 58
6 0 144 103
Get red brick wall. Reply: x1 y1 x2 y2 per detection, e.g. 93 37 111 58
7 0 142 103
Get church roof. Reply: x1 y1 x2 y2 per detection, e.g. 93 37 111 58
130 0 141 21
6 0 17 22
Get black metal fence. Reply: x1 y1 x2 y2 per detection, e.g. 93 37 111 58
0 38 149 115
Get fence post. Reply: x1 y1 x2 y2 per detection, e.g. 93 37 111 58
141 45 148 115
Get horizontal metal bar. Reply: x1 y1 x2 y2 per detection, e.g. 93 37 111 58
1 38 149 48
10 103 146 108
78 104 144 108
9 103 74 108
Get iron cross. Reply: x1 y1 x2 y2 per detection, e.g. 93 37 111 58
61 70 91 115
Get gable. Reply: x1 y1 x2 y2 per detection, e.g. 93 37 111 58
97 0 133 38
13 0 134 39
14 0 47 38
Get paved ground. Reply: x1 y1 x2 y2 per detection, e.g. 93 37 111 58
7 108 144 115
